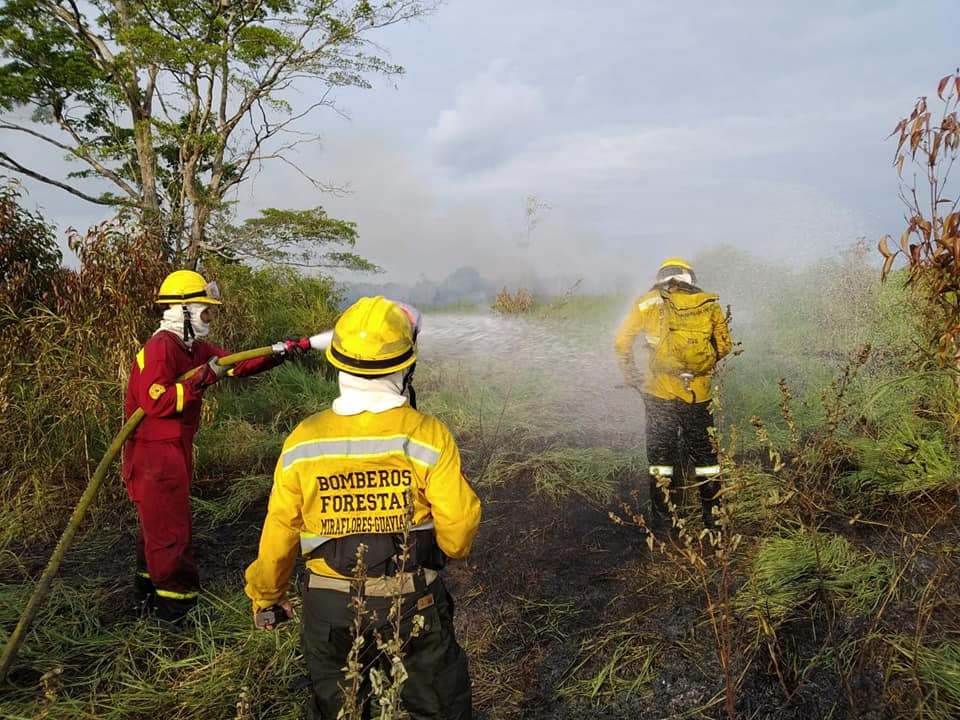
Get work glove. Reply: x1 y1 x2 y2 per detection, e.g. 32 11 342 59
253 598 295 631
197 356 228 389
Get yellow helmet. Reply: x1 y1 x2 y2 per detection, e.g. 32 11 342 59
656 256 697 285
156 270 222 305
325 296 416 376
658 257 693 272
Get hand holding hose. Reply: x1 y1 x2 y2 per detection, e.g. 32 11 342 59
254 599 295 630
197 357 228 389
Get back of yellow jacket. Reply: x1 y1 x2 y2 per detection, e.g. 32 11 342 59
614 285 732 402
245 405 481 609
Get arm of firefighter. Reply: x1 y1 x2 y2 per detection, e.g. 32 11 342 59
424 424 481 559
244 454 304 612
136 337 206 417
203 345 280 379
711 303 733 360
613 301 647 386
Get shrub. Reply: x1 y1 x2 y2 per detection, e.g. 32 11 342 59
491 287 533 314
205 259 341 350
0 179 61 313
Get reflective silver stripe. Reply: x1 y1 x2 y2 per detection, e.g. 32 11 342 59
308 568 438 595
637 296 661 310
282 436 441 470
301 533 332 554
695 465 721 476
649 465 673 477
299 523 436 555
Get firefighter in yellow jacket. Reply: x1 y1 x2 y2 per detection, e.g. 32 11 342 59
614 257 732 529
245 296 481 720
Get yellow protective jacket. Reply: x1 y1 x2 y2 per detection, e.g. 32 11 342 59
244 405 481 609
614 285 732 403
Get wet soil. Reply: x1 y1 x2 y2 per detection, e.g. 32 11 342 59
8 467 958 720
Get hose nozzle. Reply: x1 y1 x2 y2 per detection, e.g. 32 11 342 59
270 332 331 356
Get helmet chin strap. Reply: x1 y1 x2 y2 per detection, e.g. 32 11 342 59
401 363 417 409
181 305 195 344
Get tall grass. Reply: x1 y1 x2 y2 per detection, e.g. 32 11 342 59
0 581 305 720
4 237 960 719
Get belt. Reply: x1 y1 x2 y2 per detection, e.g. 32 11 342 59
308 568 438 596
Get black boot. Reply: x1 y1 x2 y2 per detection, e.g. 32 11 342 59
152 595 196 626
702 500 720 529
133 574 155 602
649 477 666 519
699 479 721 529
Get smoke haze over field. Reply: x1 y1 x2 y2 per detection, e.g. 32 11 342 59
10 0 958 290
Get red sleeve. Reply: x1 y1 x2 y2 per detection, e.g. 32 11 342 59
230 354 281 377
194 341 280 378
135 336 205 418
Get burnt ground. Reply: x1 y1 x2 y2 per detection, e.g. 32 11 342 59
446 471 938 720
7 465 958 720
447 473 732 720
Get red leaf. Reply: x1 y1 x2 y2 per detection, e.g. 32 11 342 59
900 230 911 254
938 74 951 99
931 132 942 165
882 253 895 279
945 213 960 238
878 234 892 258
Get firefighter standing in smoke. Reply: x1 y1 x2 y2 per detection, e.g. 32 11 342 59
614 257 732 528
123 270 302 623
245 296 481 720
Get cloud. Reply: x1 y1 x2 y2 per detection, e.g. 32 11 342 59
426 59 546 173
11 0 953 282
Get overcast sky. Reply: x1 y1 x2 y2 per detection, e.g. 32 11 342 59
13 0 960 288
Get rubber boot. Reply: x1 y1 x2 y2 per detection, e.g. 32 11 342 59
649 476 670 527
133 574 156 617
701 500 721 529
152 594 196 626
699 479 721 530
133 574 155 602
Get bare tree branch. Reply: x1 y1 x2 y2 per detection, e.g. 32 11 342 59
0 152 117 205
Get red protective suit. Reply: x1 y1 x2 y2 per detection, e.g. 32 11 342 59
123 330 277 619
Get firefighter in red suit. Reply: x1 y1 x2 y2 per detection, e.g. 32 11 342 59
124 269 292 622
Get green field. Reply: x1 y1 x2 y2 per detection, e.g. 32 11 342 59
2 244 959 720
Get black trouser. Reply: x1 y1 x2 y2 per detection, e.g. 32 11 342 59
642 395 717 470
642 394 721 523
302 576 471 720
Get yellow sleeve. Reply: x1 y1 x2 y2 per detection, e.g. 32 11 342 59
244 451 304 609
614 298 649 385
712 303 733 359
424 423 481 559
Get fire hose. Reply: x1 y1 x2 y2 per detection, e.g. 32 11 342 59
0 331 333 684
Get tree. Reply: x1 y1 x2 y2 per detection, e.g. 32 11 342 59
219 206 379 270
519 194 550 248
0 0 434 265
0 178 61 311
878 70 960 365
